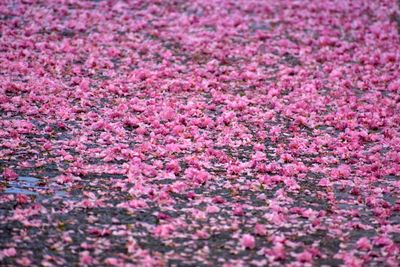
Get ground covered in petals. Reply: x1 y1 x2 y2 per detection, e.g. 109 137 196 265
1 0 400 266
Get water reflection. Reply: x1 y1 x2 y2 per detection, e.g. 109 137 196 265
4 176 66 197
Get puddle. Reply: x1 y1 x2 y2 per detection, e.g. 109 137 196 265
4 176 67 198
5 176 42 195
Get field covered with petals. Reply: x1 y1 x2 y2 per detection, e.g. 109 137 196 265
1 0 400 266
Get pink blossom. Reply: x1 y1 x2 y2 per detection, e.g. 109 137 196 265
266 243 286 261
166 160 181 174
0 247 16 260
56 174 79 184
88 227 111 237
206 205 220 214
387 80 399 91
356 237 372 251
16 257 31 266
318 178 331 187
16 194 30 204
373 235 393 247
2 168 18 181
212 196 225 204
233 204 245 216
153 224 175 239
104 257 123 266
254 224 267 236
296 250 313 263
185 168 209 185
341 253 364 267
332 164 351 179
195 230 210 239
241 234 256 249
79 251 93 266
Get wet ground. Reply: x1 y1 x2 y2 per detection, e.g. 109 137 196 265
1 0 400 266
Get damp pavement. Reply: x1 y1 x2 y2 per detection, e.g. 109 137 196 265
1 0 400 266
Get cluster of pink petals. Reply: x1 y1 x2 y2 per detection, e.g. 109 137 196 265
0 0 400 266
